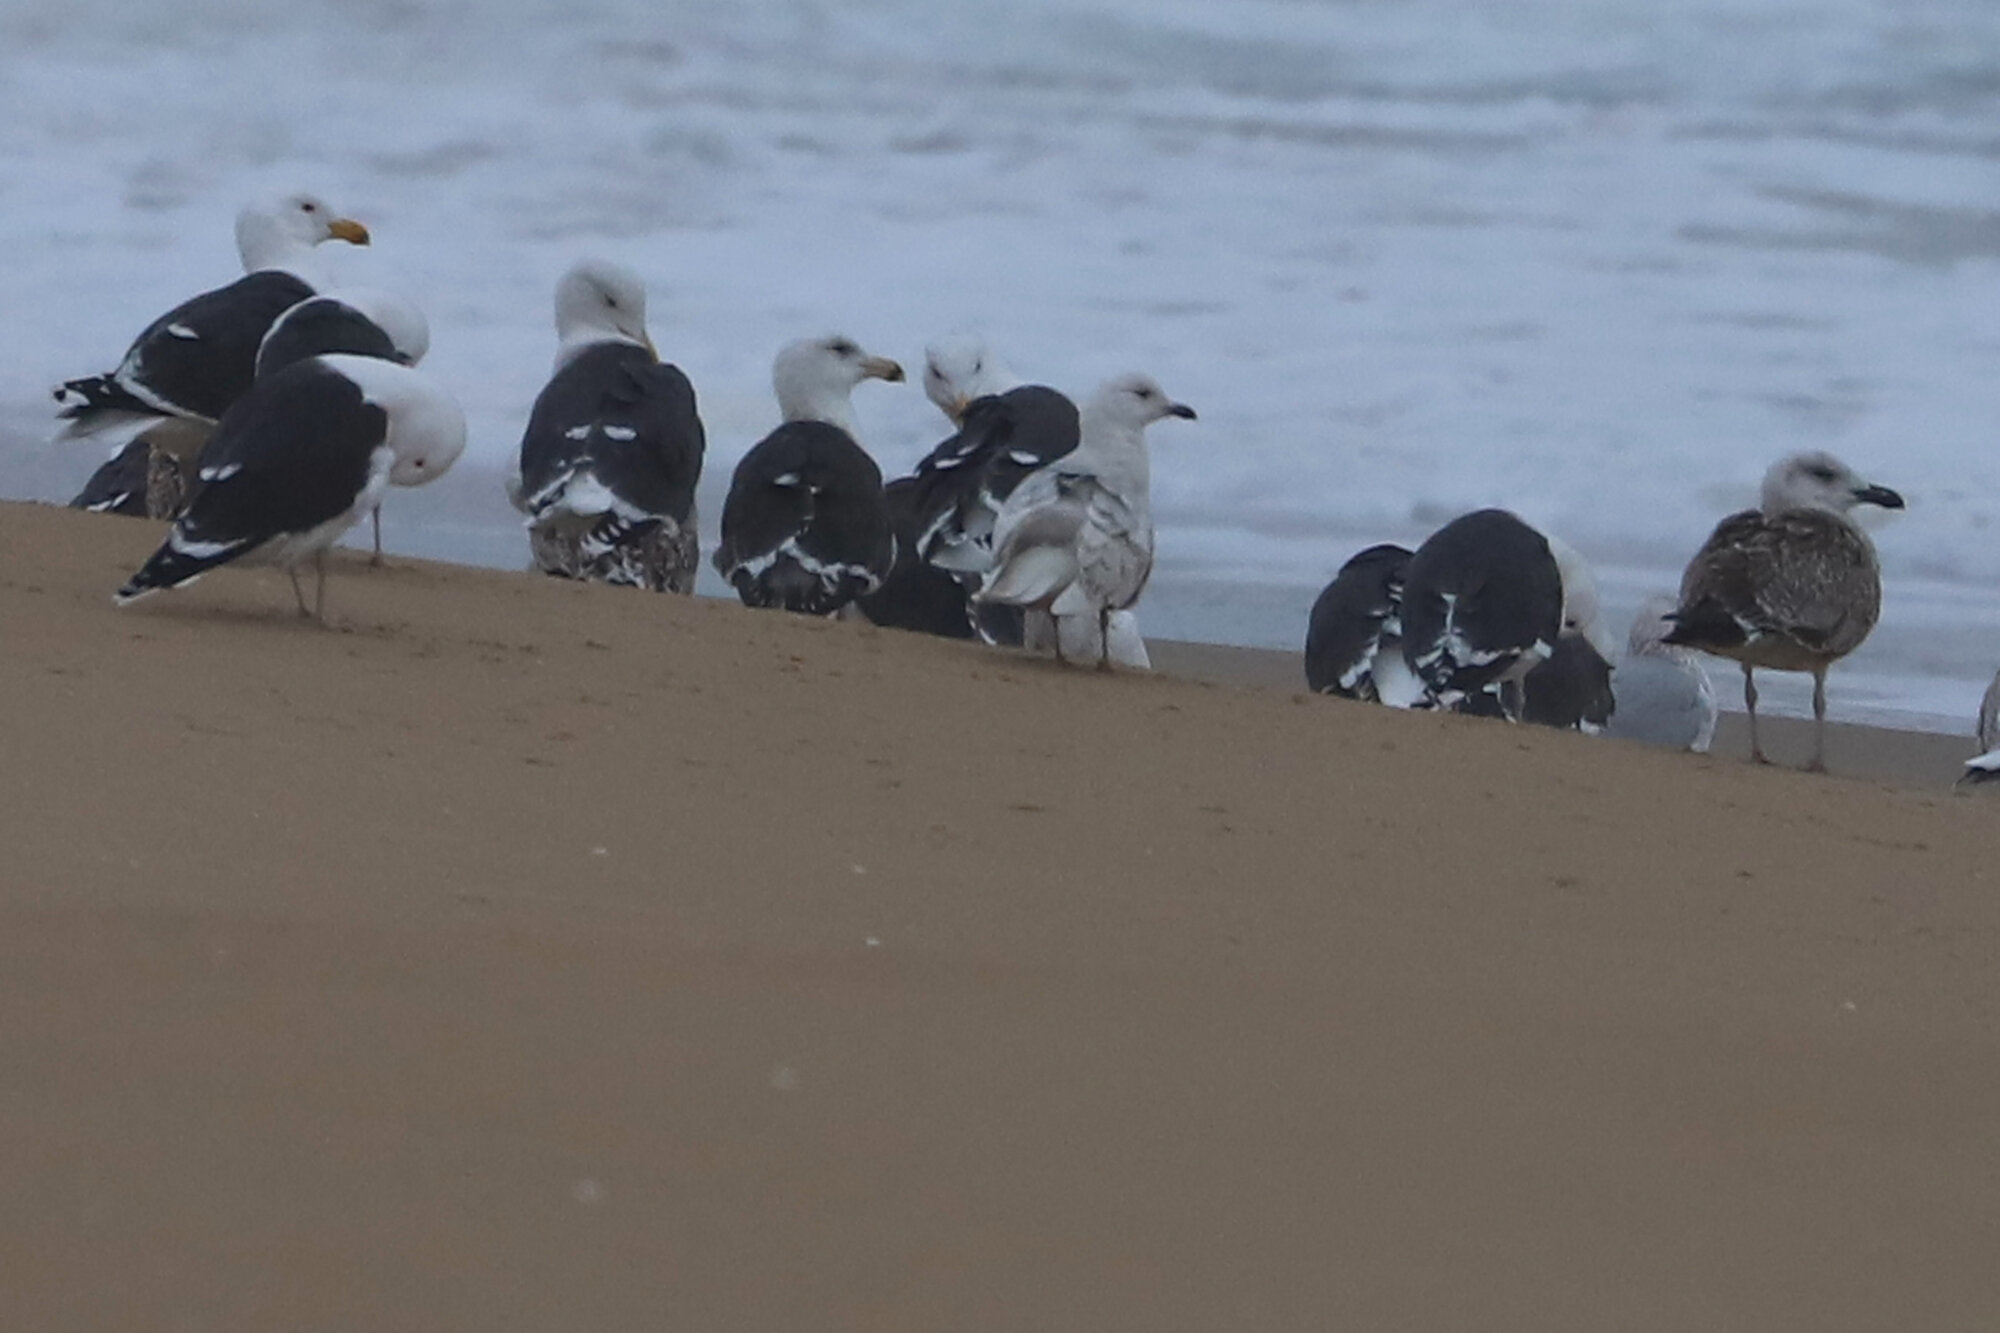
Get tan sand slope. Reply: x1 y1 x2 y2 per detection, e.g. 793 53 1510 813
3 499 1999 1332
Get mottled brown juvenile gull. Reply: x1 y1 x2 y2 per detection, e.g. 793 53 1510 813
1665 451 1902 772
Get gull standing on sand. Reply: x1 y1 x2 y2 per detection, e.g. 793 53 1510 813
1604 596 1717 753
974 372 1195 668
511 260 706 594
1399 509 1564 719
114 356 465 622
54 193 372 488
254 286 432 561
714 336 902 615
1665 451 1902 772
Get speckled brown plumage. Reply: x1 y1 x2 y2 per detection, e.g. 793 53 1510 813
1674 506 1882 673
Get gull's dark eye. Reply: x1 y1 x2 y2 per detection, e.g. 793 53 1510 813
301 201 318 213
1807 464 1838 482
827 338 858 357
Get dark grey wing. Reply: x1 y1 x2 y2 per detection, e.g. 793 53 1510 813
912 385 1079 568
1304 543 1412 696
119 361 383 594
716 421 892 614
1401 509 1563 702
59 270 317 425
1521 634 1616 729
69 441 154 517
256 297 400 378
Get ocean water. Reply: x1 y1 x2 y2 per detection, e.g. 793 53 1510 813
3 0 1997 733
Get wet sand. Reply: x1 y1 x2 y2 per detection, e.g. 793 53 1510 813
4 499 1999 1332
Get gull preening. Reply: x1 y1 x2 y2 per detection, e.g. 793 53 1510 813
1399 508 1564 719
974 371 1195 668
513 259 707 594
1665 450 1902 772
1304 543 1418 703
114 355 465 622
714 335 902 615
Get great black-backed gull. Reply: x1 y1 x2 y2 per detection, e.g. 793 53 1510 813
1304 543 1417 702
1604 596 1717 753
115 355 464 622
974 372 1194 669
255 286 432 560
714 336 902 615
1518 534 1616 731
1399 508 1564 720
511 260 706 594
55 192 370 460
911 335 1081 577
856 335 1077 644
1665 450 1902 772
68 284 428 528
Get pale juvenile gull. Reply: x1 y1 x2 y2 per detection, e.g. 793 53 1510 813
55 192 371 462
1603 596 1717 753
114 355 465 622
511 260 706 594
1665 450 1902 772
1399 508 1564 720
714 335 902 615
974 372 1195 669
1955 668 2000 787
1303 543 1416 703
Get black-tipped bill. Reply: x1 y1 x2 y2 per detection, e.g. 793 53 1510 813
1166 402 1197 420
1853 483 1904 510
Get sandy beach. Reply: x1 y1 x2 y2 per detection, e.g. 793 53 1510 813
5 498 1999 1331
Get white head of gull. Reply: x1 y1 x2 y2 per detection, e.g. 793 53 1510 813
234 192 370 278
923 333 1025 423
772 335 906 437
553 258 653 368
